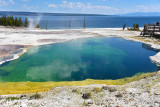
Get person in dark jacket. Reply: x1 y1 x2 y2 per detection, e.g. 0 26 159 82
156 21 160 25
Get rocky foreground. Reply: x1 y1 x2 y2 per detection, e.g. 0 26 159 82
0 71 159 107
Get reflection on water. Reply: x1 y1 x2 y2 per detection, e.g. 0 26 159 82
142 43 160 52
0 37 158 82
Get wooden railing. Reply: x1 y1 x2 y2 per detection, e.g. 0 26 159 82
141 24 160 36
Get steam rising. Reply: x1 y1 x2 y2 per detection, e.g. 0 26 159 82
28 15 41 30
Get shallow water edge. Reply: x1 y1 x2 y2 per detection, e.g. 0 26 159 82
0 48 27 65
0 71 158 95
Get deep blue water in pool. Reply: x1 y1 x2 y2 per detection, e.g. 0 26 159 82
0 37 158 82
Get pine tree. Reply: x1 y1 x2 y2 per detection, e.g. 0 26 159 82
10 16 15 26
9 20 13 26
3 15 7 26
15 17 19 26
19 17 23 26
25 18 29 27
133 24 136 29
1 16 5 25
0 15 29 27
135 24 139 29
36 24 40 28
0 17 2 25
7 16 10 26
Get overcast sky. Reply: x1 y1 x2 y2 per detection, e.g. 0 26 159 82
0 0 160 15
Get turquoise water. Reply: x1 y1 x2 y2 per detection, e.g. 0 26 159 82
0 37 158 82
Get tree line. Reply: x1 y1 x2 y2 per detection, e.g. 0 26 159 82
0 15 30 27
0 15 40 28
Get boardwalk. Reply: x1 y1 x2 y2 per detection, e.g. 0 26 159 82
141 23 160 37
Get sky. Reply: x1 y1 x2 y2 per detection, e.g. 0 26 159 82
0 0 160 15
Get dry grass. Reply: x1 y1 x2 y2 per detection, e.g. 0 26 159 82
0 72 157 95
130 36 160 45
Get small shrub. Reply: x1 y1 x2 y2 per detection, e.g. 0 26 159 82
102 86 117 92
83 100 93 106
30 93 41 99
108 88 117 92
83 101 90 106
135 24 139 29
6 97 20 101
82 93 91 99
128 24 140 31
93 88 101 93
13 102 18 105
20 94 27 98
36 24 40 28
115 93 123 98
72 89 78 93
102 86 109 90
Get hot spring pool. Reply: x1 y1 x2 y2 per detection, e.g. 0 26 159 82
0 37 158 82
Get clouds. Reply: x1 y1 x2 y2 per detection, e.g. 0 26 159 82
120 4 160 14
48 4 57 8
9 0 14 4
48 1 116 10
98 0 106 1
48 1 119 14
1 0 160 15
0 0 8 6
135 5 160 12
22 4 33 9
0 0 14 6
22 0 29 1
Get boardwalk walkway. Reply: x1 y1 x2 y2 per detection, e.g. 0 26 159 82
141 23 160 37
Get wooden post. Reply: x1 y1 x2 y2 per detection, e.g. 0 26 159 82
153 25 155 36
46 20 48 30
69 16 71 29
65 22 66 28
84 16 86 29
123 24 126 30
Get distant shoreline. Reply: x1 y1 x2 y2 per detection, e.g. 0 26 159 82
0 11 110 16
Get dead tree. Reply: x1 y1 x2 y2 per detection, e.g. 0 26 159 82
46 20 48 30
84 16 86 29
69 16 71 29
123 24 126 30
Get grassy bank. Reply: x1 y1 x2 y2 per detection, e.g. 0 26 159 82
0 71 157 95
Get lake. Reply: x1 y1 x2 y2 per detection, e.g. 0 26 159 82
17 16 160 29
0 37 158 82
